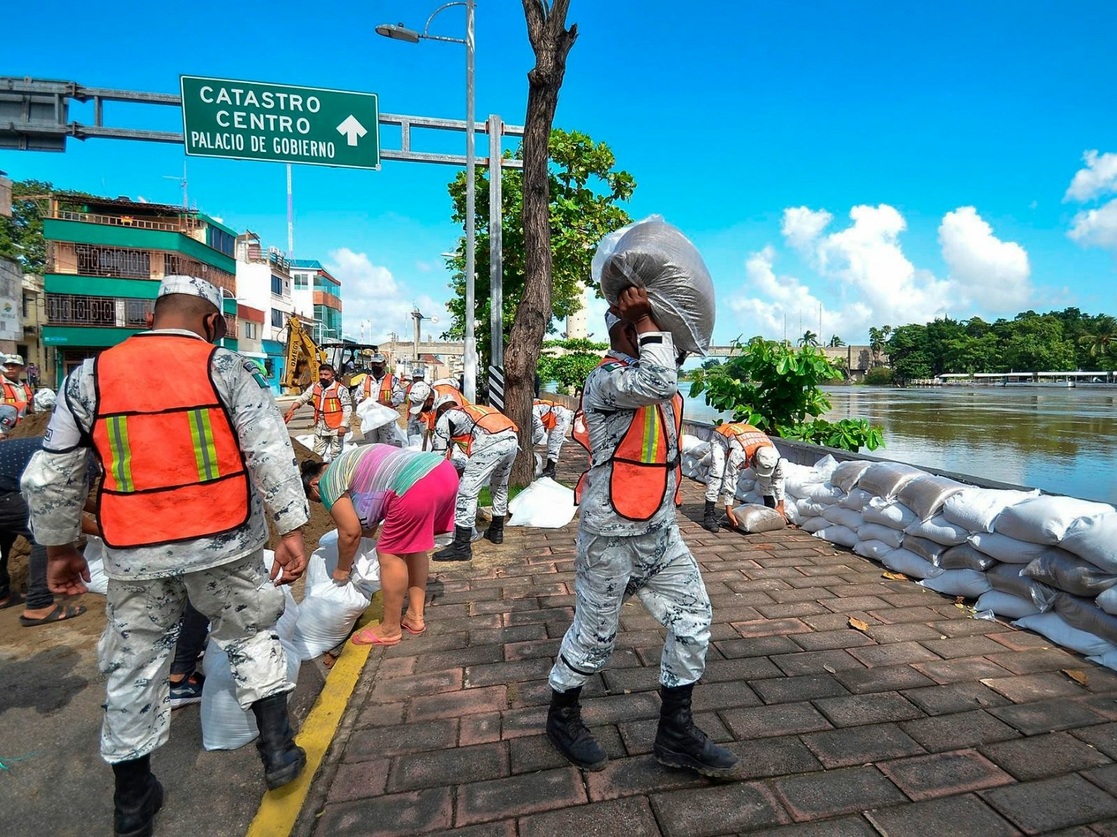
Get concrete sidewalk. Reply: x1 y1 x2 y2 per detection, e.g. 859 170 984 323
295 461 1117 836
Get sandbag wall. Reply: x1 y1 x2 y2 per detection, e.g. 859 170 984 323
680 435 1117 671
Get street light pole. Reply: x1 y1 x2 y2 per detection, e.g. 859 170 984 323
376 0 477 402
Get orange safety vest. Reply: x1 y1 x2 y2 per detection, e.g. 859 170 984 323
361 373 396 407
311 381 346 429
450 404 518 455
573 357 684 521
91 334 251 549
1 379 31 416
534 399 560 431
714 422 775 462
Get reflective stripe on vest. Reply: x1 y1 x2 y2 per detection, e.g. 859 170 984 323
363 373 396 406
91 333 251 549
312 381 345 429
451 404 518 455
715 422 774 461
1 380 30 415
573 356 684 520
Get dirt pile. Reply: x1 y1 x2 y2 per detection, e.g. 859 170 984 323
8 411 52 439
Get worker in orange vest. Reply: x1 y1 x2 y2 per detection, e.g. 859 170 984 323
353 353 406 447
285 363 353 461
430 395 518 561
1 354 34 419
702 422 782 532
21 275 310 835
546 287 738 780
532 398 573 478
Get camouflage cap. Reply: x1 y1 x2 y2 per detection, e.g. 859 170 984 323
158 275 223 311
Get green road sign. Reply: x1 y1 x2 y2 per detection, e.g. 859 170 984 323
180 75 379 169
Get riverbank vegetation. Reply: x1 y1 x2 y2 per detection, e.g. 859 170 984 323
690 337 884 452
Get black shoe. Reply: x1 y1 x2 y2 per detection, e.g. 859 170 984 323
546 687 608 771
653 684 739 778
541 459 557 479
702 500 720 534
113 756 164 837
483 516 505 544
433 526 473 562
251 693 307 790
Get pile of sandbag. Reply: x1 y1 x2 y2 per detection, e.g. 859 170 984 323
507 477 577 529
682 445 1117 671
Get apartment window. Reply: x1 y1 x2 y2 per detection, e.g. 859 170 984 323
244 321 258 340
271 309 285 328
294 274 308 289
46 294 117 326
271 274 285 296
75 245 151 279
208 227 235 257
124 298 154 328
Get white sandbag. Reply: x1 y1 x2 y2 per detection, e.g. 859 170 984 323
783 461 825 496
294 433 317 451
263 550 301 639
839 488 875 511
975 590 1041 619
796 497 830 518
812 525 858 549
289 534 378 661
937 543 996 571
969 532 1059 564
1086 648 1117 673
507 477 577 528
799 516 829 534
831 460 872 493
357 400 402 434
738 488 764 506
987 563 1057 610
1054 593 1117 646
857 523 906 549
1097 586 1117 616
897 474 967 521
201 638 301 751
821 505 864 530
812 454 841 482
857 462 925 500
595 217 716 354
730 504 787 534
1022 551 1117 598
853 540 895 562
793 483 845 504
1014 612 1117 658
681 434 708 454
918 569 992 599
882 548 944 579
941 487 1039 534
1060 513 1117 573
904 515 969 547
783 502 803 525
861 497 918 531
994 496 1115 545
33 388 56 411
83 536 109 595
902 535 947 564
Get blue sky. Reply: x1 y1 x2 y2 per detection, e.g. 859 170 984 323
4 0 1117 346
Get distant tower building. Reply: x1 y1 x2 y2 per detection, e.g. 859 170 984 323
565 282 590 339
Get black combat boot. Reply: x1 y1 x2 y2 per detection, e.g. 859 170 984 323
654 684 740 778
433 526 473 562
483 515 505 544
112 755 163 837
541 459 557 479
250 693 307 790
546 687 608 771
702 500 720 533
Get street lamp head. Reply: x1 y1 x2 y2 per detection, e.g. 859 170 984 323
375 23 421 43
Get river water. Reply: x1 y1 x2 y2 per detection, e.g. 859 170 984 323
679 383 1117 505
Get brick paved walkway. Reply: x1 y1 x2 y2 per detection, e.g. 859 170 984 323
295 463 1117 836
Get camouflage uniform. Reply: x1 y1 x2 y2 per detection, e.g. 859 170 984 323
22 329 309 764
292 379 352 460
704 433 748 505
533 402 573 463
432 410 518 529
549 330 712 691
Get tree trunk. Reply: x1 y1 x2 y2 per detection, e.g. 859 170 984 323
505 0 577 486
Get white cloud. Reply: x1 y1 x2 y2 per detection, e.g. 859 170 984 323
1065 150 1117 203
325 247 450 344
1069 199 1117 251
780 207 832 255
939 207 1031 310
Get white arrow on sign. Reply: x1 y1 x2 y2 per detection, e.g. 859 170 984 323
336 115 368 147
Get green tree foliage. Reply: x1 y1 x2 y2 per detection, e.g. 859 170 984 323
536 337 607 393
868 325 892 365
444 129 635 370
798 330 820 347
689 337 884 452
886 324 933 384
0 179 53 274
863 366 894 386
828 335 846 347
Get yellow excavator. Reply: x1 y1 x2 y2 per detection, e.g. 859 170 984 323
280 317 382 393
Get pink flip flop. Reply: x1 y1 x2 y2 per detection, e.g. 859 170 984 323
351 628 402 647
401 621 427 636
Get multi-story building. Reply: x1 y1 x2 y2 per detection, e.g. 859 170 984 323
41 194 239 387
290 259 342 345
235 232 295 392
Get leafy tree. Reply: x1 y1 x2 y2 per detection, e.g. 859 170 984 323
1077 314 1117 367
798 330 820 347
995 313 1075 372
863 366 894 386
701 358 722 370
887 324 933 384
536 337 606 393
828 335 846 347
0 179 53 274
690 337 884 452
868 325 892 366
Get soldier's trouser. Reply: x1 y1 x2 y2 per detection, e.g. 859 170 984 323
704 437 745 505
546 411 571 461
549 524 712 691
455 434 518 528
368 422 404 448
313 431 344 461
98 550 288 764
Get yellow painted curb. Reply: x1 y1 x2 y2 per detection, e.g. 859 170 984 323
245 595 383 837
